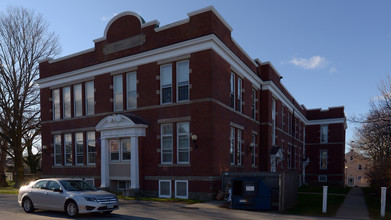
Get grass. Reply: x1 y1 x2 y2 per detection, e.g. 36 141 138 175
118 195 205 204
287 186 349 217
0 186 19 195
362 187 391 220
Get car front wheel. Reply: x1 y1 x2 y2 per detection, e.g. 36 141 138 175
65 201 79 217
22 197 34 213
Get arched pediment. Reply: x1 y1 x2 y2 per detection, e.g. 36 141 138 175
95 114 148 138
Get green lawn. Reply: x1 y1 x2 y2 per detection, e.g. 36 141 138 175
0 187 19 195
287 186 349 217
362 187 391 220
118 195 204 204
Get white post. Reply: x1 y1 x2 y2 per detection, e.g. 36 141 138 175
100 138 109 188
381 187 387 217
322 186 328 213
130 137 139 189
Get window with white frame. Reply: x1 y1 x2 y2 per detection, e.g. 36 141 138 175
118 180 130 190
175 180 188 199
85 179 94 187
113 75 123 111
64 134 72 165
237 77 242 112
161 124 173 164
230 127 235 165
159 180 171 198
281 105 285 131
177 60 189 102
75 132 84 165
52 89 60 120
161 64 172 104
122 139 131 161
318 175 327 182
272 98 276 145
127 72 137 109
74 84 82 117
87 131 96 165
236 130 243 165
85 81 94 115
177 122 190 164
251 134 257 167
251 88 256 119
63 87 71 118
287 145 292 169
320 149 328 169
54 135 61 165
110 140 120 162
320 125 328 143
230 73 235 108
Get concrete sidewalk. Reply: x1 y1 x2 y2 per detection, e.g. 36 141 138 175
335 187 370 220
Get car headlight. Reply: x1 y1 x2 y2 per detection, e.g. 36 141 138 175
84 197 97 202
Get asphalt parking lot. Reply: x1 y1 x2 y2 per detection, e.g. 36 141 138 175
2 193 342 219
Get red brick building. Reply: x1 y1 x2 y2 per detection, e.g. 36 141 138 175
38 6 346 199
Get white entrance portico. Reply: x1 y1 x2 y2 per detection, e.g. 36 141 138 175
95 114 148 189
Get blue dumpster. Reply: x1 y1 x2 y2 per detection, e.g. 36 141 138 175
231 177 271 210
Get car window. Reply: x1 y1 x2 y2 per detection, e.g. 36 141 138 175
32 180 48 189
47 181 61 190
60 180 97 191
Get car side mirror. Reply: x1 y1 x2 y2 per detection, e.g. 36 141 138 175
53 188 63 193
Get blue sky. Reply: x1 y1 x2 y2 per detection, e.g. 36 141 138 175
2 0 391 149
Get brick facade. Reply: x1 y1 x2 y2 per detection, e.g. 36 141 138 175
38 6 346 199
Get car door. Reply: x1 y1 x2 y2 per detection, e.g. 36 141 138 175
28 180 49 209
44 180 66 211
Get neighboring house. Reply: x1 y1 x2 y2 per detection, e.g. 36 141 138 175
37 6 346 199
345 149 370 187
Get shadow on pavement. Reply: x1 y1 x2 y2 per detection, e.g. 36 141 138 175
29 210 156 220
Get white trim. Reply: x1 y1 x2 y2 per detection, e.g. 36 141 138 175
175 180 188 199
37 35 262 90
159 180 172 198
307 118 346 125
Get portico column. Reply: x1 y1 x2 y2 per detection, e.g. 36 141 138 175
100 138 109 188
130 136 139 189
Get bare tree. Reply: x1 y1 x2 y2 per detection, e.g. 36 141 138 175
353 76 391 188
0 6 59 187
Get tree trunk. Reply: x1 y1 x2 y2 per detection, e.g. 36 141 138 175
0 145 8 187
14 148 24 188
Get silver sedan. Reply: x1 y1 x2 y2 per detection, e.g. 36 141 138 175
18 178 119 217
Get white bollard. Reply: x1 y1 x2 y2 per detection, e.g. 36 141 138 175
381 187 387 217
322 186 328 213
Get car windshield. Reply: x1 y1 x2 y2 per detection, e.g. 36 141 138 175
59 180 97 191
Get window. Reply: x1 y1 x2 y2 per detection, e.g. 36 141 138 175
230 127 235 165
63 87 71 118
350 156 353 161
113 75 123 111
159 180 171 198
126 72 137 109
237 130 243 165
64 134 72 165
288 145 292 169
177 60 189 102
272 98 276 145
75 132 84 165
358 164 362 170
74 84 82 117
52 89 60 120
251 134 257 167
47 181 61 190
110 140 120 162
320 150 328 169
281 106 285 131
32 180 48 189
87 131 96 165
85 179 95 187
251 88 256 119
177 122 190 164
118 180 130 190
237 78 242 112
320 125 328 143
175 180 188 199
230 73 235 108
161 124 173 164
122 139 131 161
54 135 61 165
85 81 94 115
318 175 327 182
161 64 172 104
